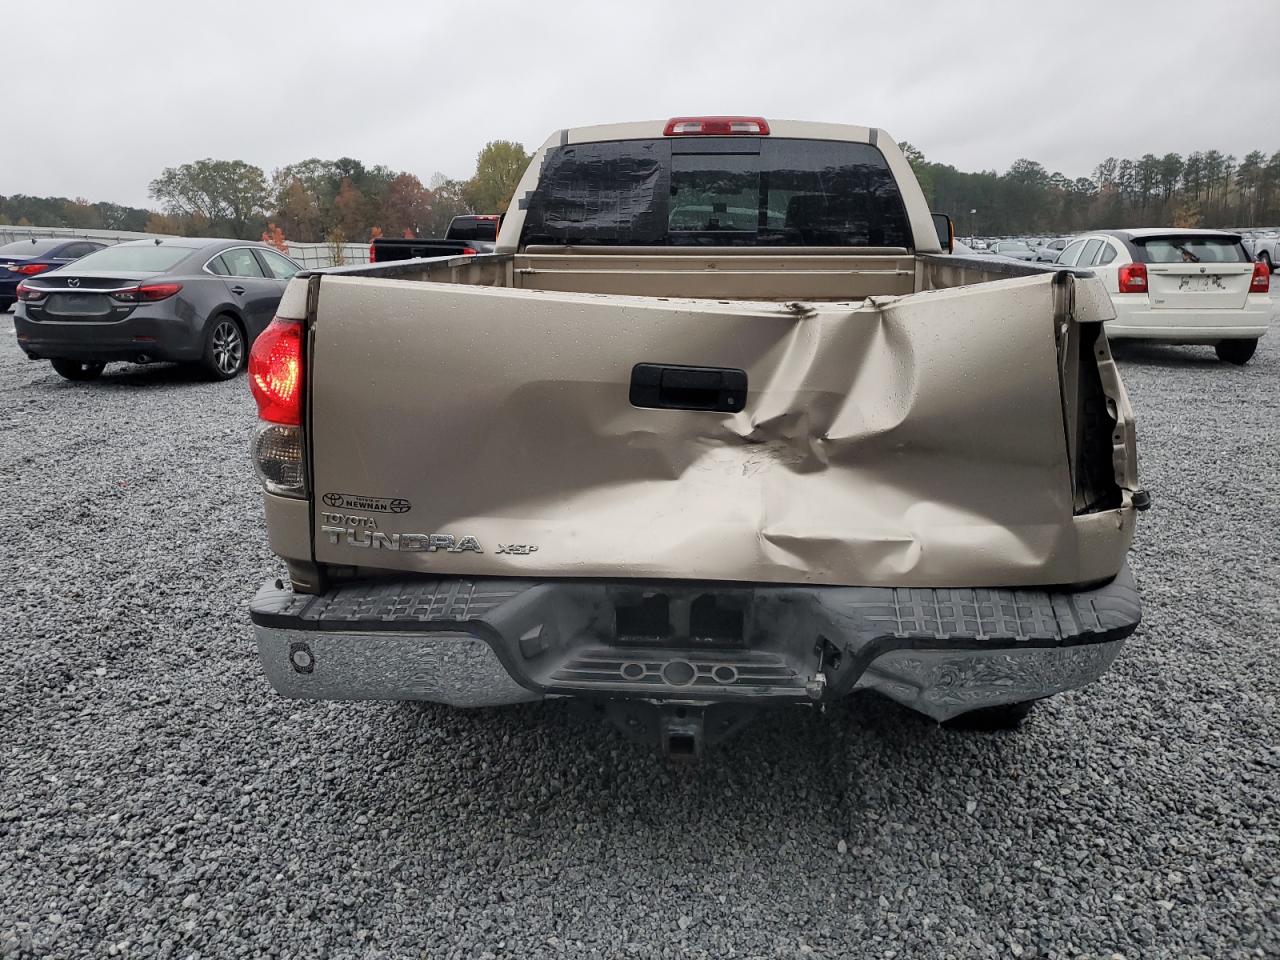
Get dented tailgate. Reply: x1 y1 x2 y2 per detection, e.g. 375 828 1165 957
307 271 1135 588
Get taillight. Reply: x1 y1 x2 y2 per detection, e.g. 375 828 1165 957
664 116 771 136
251 422 306 498
462 247 478 256
369 243 377 263
1117 263 1148 294
1250 261 1270 294
110 281 183 303
249 317 306 498
15 281 47 302
16 262 51 275
248 317 303 425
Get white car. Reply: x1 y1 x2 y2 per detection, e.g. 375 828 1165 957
1055 229 1273 364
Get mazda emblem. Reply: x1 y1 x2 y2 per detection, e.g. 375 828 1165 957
68 277 80 287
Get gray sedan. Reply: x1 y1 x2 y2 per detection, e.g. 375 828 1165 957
13 237 301 381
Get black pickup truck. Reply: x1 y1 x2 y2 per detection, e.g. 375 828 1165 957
368 215 502 263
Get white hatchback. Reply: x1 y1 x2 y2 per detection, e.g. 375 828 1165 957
1055 229 1273 364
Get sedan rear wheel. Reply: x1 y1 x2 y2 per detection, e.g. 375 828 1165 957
50 359 106 381
202 317 246 380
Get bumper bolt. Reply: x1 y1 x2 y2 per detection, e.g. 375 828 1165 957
289 642 315 674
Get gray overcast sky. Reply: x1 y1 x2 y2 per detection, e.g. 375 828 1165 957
8 0 1280 209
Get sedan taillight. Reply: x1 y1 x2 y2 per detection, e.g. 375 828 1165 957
15 281 47 302
16 263 51 276
110 282 184 303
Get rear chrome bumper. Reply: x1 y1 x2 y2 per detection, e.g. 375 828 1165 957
250 564 1140 723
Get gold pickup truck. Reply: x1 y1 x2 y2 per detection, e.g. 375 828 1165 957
245 117 1146 757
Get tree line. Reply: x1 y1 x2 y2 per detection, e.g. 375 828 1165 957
902 143 1280 237
5 140 1279 243
0 140 532 245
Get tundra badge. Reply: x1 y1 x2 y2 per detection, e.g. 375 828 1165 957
320 526 482 553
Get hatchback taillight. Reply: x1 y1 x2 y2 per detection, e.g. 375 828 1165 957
1117 263 1148 294
1250 261 1270 294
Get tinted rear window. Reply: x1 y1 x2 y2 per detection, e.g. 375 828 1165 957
1134 236 1248 264
0 238 63 256
66 244 193 272
520 138 912 248
447 217 500 242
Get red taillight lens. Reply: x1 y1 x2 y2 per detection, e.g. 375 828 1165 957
664 116 771 136
15 281 47 302
369 243 377 263
17 262 51 275
461 247 478 255
248 318 303 425
139 281 182 301
110 281 183 303
1250 261 1270 294
1117 262 1148 294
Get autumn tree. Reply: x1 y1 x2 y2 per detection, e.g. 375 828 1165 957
378 173 434 237
144 211 205 236
272 177 324 241
60 197 103 229
261 222 289 253
464 141 530 213
333 178 367 242
148 159 269 238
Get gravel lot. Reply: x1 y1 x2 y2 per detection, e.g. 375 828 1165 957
1 309 1277 960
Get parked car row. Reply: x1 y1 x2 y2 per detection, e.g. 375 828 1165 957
972 229 1280 274
1241 229 1279 272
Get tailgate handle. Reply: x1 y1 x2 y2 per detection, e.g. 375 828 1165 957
629 363 747 412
